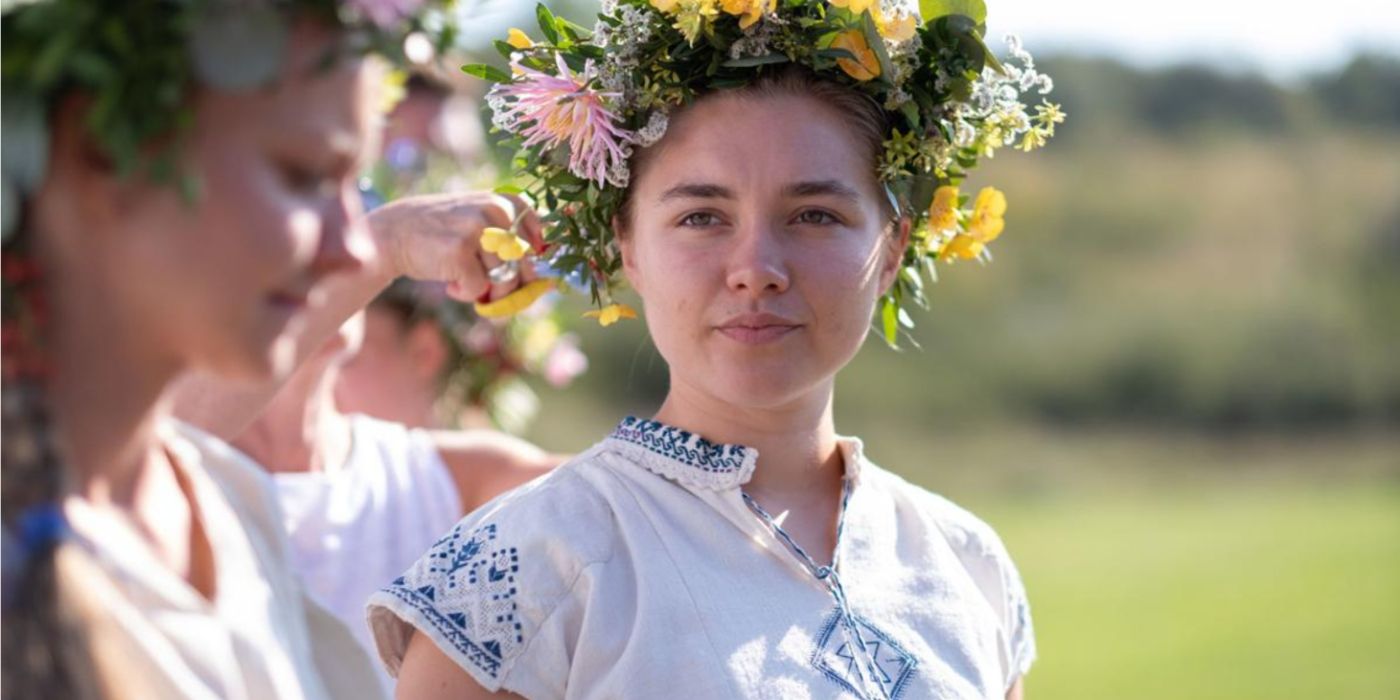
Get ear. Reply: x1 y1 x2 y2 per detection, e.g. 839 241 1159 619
614 214 643 295
878 217 912 295
33 97 126 242
406 319 449 383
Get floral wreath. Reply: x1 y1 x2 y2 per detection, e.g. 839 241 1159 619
468 0 1064 346
1 0 467 242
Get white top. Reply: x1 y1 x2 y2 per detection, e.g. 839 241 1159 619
274 413 463 695
368 416 1035 700
63 420 383 700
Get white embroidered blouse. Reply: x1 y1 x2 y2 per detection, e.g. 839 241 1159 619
367 417 1035 700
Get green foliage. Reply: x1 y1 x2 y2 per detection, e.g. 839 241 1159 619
472 0 1061 338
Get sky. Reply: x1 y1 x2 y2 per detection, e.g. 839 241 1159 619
986 0 1400 81
457 0 1400 82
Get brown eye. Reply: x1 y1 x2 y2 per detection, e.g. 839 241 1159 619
280 163 336 197
794 209 839 225
679 212 722 227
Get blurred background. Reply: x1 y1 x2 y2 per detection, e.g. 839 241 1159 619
428 1 1400 697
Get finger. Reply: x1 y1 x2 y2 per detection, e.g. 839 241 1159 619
447 240 496 303
480 193 517 230
502 194 547 252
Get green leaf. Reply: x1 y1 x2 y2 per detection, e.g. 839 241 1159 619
494 39 516 59
461 63 511 83
919 0 986 25
898 100 920 129
536 4 560 45
721 54 791 68
880 296 899 347
494 184 524 196
860 12 896 86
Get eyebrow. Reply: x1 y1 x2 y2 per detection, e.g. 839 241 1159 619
783 179 863 202
658 182 735 202
657 179 863 203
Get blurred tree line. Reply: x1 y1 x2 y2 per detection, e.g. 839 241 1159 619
526 52 1400 436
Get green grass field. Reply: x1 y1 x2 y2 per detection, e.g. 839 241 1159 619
970 480 1400 700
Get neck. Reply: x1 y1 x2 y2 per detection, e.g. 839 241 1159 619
42 261 180 507
655 376 843 498
234 356 351 475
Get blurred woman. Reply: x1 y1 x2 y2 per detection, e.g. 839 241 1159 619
0 3 541 697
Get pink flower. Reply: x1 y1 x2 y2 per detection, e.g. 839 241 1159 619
488 54 634 186
345 0 425 29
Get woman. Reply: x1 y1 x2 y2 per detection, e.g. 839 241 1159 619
369 2 1058 698
174 307 562 697
0 3 543 697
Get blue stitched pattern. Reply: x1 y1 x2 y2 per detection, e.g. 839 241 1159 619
812 607 918 700
384 523 523 679
608 416 752 474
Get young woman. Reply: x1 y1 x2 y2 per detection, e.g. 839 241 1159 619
0 3 545 697
368 2 1059 698
174 309 562 697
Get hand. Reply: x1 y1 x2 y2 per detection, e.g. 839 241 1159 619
367 191 545 303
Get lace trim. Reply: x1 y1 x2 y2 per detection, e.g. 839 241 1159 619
604 416 759 491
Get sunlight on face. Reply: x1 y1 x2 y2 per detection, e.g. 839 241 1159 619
621 92 903 412
117 20 382 381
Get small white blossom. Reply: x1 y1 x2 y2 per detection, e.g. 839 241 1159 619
635 110 670 147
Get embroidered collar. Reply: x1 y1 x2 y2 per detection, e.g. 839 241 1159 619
604 416 868 492
605 416 758 491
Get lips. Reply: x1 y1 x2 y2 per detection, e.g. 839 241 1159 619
267 286 313 311
715 312 803 345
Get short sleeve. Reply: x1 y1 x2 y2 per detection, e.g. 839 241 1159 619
919 491 1037 691
366 466 614 693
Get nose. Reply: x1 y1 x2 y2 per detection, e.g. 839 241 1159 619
724 221 790 296
310 181 375 279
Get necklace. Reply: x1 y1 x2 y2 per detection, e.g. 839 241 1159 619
742 479 893 700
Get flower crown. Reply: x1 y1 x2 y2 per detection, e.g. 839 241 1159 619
1 0 466 241
469 0 1063 346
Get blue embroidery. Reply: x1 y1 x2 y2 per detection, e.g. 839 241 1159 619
812 608 917 700
384 523 524 679
608 416 751 474
382 584 509 678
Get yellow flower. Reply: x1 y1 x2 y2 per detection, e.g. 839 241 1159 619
873 8 918 42
937 187 1007 261
506 28 533 50
938 233 983 261
474 279 557 319
828 0 874 13
480 226 532 262
650 0 680 12
966 187 1007 243
583 303 638 327
670 0 720 45
927 185 959 234
720 0 774 29
831 29 880 81
379 69 408 115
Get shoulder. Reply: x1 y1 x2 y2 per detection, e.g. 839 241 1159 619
367 447 620 689
862 459 1038 685
426 427 564 511
164 419 285 550
863 460 1015 570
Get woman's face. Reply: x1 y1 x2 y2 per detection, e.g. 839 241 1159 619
335 306 444 428
621 92 905 411
51 21 379 382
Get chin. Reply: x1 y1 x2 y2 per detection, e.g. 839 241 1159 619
710 366 816 410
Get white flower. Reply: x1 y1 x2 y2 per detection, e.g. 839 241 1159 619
636 110 670 147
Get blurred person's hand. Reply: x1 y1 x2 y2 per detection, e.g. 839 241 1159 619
366 191 544 303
